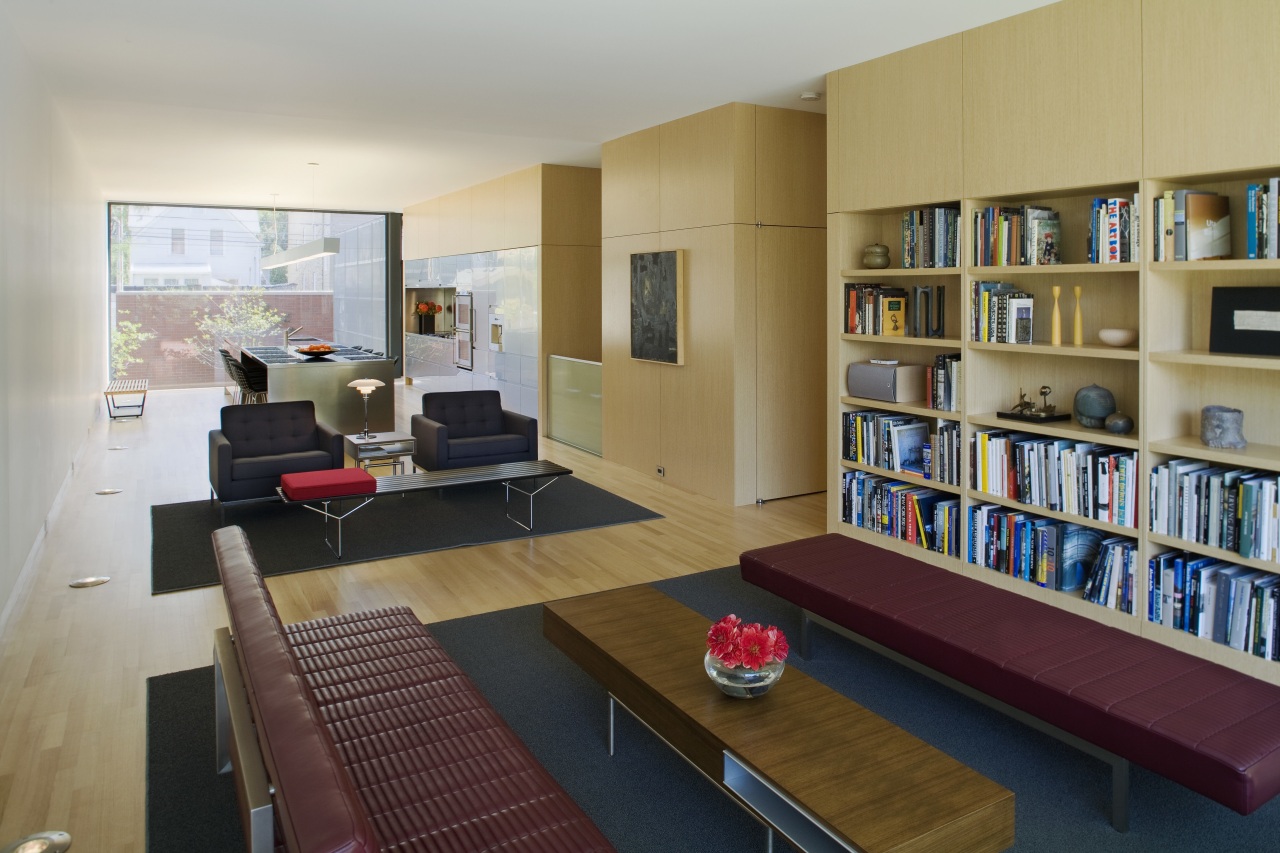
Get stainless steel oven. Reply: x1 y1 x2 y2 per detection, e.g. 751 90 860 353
455 291 473 370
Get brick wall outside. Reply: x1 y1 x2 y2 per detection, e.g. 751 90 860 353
114 292 333 388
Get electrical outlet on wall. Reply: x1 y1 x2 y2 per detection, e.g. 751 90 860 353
656 466 665 477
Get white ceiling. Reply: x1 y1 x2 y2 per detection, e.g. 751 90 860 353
3 0 1056 213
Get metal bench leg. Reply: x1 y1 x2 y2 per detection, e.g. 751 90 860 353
799 612 813 659
1112 758 1130 832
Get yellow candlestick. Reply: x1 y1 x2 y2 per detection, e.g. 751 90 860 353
1051 285 1062 346
1073 285 1083 347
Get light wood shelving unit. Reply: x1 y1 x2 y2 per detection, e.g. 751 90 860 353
826 0 1280 684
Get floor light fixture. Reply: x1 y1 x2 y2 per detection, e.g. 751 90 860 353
348 378 385 439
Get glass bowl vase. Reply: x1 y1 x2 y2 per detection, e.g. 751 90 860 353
704 651 785 698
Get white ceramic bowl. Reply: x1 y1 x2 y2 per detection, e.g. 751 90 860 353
1097 328 1138 347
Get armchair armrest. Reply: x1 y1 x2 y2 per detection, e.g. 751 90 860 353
315 421 344 468
209 429 233 498
502 410 539 459
410 414 449 471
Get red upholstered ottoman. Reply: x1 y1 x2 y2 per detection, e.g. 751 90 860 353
281 467 375 500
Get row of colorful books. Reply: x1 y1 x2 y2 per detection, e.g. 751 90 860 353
969 281 1033 344
971 205 1060 266
841 470 960 555
971 432 1139 528
843 284 908 335
1087 195 1140 263
901 207 960 269
1149 461 1279 561
1151 189 1231 262
923 420 963 486
1245 180 1278 259
1151 553 1280 658
841 410 930 476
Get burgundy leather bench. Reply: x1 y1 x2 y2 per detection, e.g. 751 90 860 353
740 533 1280 832
211 524 614 853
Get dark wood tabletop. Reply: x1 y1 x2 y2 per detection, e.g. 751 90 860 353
544 583 1014 853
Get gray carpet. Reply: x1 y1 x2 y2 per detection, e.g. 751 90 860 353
146 566 1280 852
150 476 660 593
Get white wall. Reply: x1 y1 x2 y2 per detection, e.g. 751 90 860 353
0 12 105 618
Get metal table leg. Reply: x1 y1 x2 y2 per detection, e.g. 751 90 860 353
504 475 560 530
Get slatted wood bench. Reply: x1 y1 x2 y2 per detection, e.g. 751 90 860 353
103 378 148 419
276 459 572 556
740 533 1280 832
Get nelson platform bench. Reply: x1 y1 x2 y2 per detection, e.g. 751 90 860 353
277 459 572 556
103 378 148 419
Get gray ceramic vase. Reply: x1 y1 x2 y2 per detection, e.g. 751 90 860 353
1201 405 1246 449
1073 384 1117 429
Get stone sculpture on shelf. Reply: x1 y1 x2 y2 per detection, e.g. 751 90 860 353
1073 384 1116 428
1201 405 1247 449
1104 412 1134 435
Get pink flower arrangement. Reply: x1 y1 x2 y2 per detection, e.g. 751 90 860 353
706 614 789 670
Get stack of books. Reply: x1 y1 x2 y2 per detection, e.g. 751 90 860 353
1149 461 1278 560
971 432 1139 527
926 352 962 412
844 284 908 335
1151 554 1280 658
1245 180 1278 259
1151 190 1230 261
901 207 960 268
1087 195 1141 263
970 281 1034 344
842 470 959 554
972 205 1060 266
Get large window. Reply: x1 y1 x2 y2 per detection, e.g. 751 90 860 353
108 203 390 386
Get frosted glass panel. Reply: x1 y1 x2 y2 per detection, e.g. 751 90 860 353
547 355 601 456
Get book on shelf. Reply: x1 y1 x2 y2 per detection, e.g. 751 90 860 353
844 284 909 335
889 420 929 476
1032 217 1061 265
1088 195 1139 263
900 207 960 269
880 292 907 336
1185 192 1231 260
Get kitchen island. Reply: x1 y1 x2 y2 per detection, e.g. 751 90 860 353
240 344 395 436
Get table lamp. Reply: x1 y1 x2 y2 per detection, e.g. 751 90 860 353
347 378 385 439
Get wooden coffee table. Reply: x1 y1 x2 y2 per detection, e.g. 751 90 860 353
544 584 1014 853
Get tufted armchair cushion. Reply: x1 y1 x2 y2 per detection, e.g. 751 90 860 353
210 401 344 505
410 390 537 471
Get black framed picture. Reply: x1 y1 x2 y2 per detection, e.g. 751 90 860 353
630 250 684 365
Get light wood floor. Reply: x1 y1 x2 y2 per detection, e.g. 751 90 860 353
0 382 825 850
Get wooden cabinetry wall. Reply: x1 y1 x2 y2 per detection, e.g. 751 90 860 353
402 164 602 422
826 0 1280 682
602 103 825 505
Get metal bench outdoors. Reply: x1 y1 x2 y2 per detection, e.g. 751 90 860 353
277 459 572 556
740 533 1280 832
103 378 148 419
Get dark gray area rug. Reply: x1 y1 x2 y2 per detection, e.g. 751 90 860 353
146 567 1280 852
150 476 660 593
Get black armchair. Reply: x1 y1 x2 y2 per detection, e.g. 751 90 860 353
410 390 537 471
210 401 344 515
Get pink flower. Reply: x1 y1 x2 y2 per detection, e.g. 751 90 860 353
765 626 789 662
736 623 775 670
707 614 741 663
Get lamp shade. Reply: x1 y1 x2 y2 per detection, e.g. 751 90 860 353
348 378 385 395
261 237 340 270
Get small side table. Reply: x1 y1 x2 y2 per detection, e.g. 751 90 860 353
344 432 416 476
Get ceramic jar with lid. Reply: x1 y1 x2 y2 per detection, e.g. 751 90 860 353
862 243 891 269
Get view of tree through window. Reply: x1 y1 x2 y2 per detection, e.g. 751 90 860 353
107 203 388 386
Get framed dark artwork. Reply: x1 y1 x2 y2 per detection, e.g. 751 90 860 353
630 250 684 364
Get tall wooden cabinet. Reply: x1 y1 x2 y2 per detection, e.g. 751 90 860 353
602 103 825 506
827 0 1280 684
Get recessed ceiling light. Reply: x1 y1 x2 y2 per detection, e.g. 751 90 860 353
800 91 822 102
95 488 123 495
69 577 110 589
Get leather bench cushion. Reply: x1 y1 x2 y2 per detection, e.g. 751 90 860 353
235 450 337 482
281 467 377 500
740 533 1280 815
448 433 529 460
284 608 615 852
212 526 379 853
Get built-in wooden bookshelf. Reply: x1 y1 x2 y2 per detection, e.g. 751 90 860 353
827 0 1280 683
